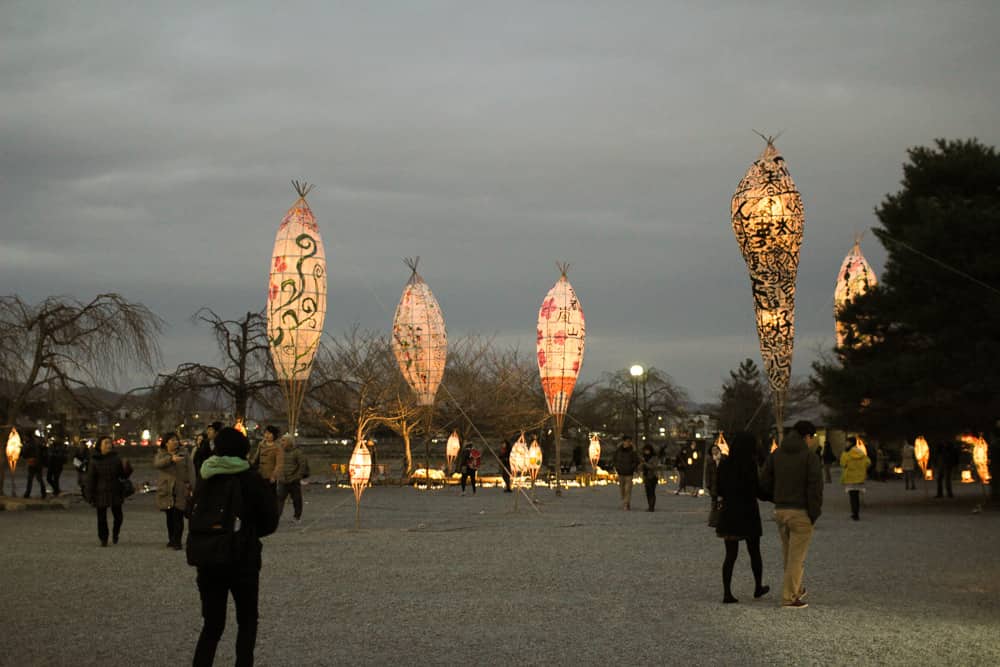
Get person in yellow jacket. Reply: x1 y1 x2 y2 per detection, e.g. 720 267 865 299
840 437 871 521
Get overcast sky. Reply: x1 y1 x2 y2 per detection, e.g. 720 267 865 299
2 1 998 403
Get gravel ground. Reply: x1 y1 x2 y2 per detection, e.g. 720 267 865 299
2 475 998 666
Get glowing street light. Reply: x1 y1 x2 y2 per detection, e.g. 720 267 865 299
629 364 646 442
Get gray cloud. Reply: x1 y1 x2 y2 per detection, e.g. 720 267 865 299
2 1 998 401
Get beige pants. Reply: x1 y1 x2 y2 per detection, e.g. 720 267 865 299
774 508 814 604
619 476 633 508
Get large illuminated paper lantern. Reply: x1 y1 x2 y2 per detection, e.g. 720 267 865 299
6 427 21 473
834 238 878 347
960 434 991 484
914 436 930 476
536 264 585 494
588 434 601 472
510 434 529 480
732 137 804 442
392 257 447 407
267 181 327 434
446 430 461 472
349 441 373 528
715 432 730 457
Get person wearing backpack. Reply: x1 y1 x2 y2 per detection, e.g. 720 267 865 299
189 427 279 667
276 434 310 522
457 441 481 495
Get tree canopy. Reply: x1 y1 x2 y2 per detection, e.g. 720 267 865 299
812 139 1000 441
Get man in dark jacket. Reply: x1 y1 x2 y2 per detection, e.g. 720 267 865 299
191 427 279 666
46 438 68 496
22 433 47 499
613 435 640 510
193 421 224 482
760 420 823 609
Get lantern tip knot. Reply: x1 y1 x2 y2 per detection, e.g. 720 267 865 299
751 129 784 146
556 261 571 278
291 180 315 198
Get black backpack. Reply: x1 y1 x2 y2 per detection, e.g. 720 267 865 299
186 474 247 567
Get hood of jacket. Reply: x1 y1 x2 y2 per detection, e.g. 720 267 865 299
845 446 867 460
200 455 250 480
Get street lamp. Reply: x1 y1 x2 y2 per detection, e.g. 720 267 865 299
629 364 645 442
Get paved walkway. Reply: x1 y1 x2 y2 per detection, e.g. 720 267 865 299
1 477 998 665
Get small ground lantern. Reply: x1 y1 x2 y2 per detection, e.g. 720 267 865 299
961 470 974 483
446 431 460 473
588 434 601 473
6 427 22 495
715 433 730 457
349 441 373 528
527 437 543 485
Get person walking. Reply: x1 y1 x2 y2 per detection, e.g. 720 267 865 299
901 439 917 490
613 435 640 510
840 437 871 521
85 436 131 547
22 433 47 499
189 427 279 667
674 448 690 495
249 426 281 493
933 440 957 498
760 420 823 609
706 444 723 500
46 438 68 496
499 439 512 493
457 441 481 495
715 432 770 604
821 440 836 483
638 443 660 512
72 435 90 496
154 432 193 549
276 435 309 521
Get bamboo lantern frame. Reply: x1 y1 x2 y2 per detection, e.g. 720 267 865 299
834 237 878 348
536 263 586 495
267 181 327 438
731 136 804 443
349 440 373 528
391 257 448 487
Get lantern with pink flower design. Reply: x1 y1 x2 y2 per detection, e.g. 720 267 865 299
267 181 327 437
536 263 585 495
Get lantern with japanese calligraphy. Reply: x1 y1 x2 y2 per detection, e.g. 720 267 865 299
834 237 878 348
536 263 585 494
392 257 447 480
588 434 601 473
715 432 730 457
349 440 373 528
267 181 327 437
732 137 804 443
446 431 461 473
914 436 931 479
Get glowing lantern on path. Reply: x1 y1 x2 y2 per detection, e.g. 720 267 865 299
6 427 21 472
536 263 586 494
732 137 804 443
715 432 730 457
959 434 991 484
234 419 247 437
834 237 878 347
267 181 327 437
770 439 778 454
510 434 528 480
527 437 543 483
914 436 930 476
961 470 974 483
349 441 373 528
446 431 461 472
588 434 601 472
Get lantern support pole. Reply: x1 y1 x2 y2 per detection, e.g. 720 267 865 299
553 415 564 496
422 406 435 490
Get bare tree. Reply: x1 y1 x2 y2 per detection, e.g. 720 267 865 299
155 309 276 423
0 293 162 431
572 367 689 441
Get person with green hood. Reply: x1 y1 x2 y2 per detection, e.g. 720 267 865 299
840 437 871 521
190 427 279 666
760 420 823 609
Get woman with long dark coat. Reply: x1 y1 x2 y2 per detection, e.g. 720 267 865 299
85 436 130 547
715 431 769 603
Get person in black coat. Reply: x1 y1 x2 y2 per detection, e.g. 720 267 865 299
46 438 68 496
85 436 131 546
191 427 279 667
715 431 769 603
193 422 224 481
499 440 512 493
22 433 47 499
